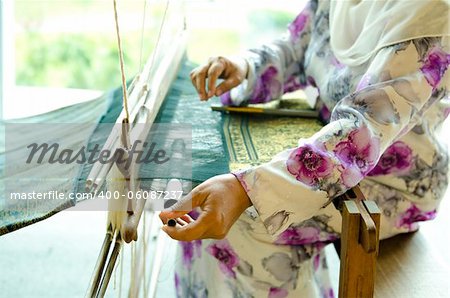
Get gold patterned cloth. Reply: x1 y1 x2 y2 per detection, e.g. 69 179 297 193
221 98 323 172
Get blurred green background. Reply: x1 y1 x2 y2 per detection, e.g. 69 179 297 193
15 0 297 91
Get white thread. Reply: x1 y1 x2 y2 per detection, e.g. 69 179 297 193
139 0 148 73
143 211 147 297
118 248 123 298
113 0 130 121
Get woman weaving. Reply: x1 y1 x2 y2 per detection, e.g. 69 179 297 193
160 0 450 296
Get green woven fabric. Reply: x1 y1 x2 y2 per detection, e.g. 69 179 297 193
149 60 230 182
0 97 109 235
0 58 322 235
73 59 230 193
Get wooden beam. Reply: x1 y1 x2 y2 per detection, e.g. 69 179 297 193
338 188 381 298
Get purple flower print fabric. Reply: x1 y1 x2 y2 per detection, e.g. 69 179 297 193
176 1 449 297
231 28 448 237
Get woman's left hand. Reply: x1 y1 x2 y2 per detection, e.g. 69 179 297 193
159 174 252 241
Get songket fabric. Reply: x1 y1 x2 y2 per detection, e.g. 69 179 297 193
0 98 108 235
174 0 450 297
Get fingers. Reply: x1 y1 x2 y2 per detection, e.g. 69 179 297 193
159 190 215 241
162 210 229 241
196 68 208 101
170 213 195 227
179 214 194 224
159 189 204 223
162 212 209 241
207 62 225 98
190 64 208 100
215 77 242 96
159 209 188 223
190 57 229 101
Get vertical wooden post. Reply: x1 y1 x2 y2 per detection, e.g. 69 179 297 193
339 195 381 298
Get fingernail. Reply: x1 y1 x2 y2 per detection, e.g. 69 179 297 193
216 90 222 96
208 91 214 97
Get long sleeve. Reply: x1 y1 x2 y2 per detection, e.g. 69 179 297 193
234 39 450 237
220 1 317 106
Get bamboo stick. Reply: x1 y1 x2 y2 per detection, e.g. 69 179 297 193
86 224 114 297
97 232 123 298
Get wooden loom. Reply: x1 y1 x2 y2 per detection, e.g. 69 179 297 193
337 186 381 298
85 0 187 296
81 1 383 297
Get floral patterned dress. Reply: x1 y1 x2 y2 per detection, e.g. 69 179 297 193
175 0 450 297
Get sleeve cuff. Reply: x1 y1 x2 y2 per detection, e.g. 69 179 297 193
231 149 330 237
219 53 258 106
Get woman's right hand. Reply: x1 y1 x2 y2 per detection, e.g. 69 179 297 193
190 56 248 101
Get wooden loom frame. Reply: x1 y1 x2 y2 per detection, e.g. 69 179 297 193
82 1 383 297
337 186 381 298
86 0 188 296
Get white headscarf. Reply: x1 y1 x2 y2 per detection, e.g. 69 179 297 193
329 0 450 66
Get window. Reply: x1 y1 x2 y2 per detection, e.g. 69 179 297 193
0 2 3 118
2 0 305 119
1 0 15 119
